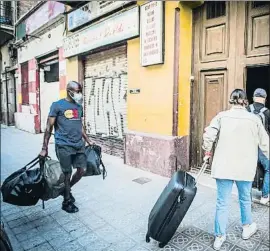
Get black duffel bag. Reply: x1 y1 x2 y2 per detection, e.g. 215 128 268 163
1 157 43 206
83 145 107 180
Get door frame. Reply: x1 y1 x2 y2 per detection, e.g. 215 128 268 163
190 1 270 169
37 50 59 133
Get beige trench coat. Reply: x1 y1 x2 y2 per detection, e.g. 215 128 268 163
202 106 269 181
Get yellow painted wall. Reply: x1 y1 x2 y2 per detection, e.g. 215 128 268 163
61 56 79 98
127 1 180 136
177 3 192 137
66 56 79 82
59 90 66 99
127 1 193 136
18 94 22 105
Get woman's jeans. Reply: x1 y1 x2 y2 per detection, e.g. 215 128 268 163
215 179 253 236
258 148 270 198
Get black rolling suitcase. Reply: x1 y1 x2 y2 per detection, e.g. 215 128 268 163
146 161 208 248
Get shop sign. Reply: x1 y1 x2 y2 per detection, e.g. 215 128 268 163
140 1 165 67
67 1 132 31
25 1 65 35
63 7 139 58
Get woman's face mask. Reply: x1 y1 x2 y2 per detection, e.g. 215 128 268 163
69 90 83 105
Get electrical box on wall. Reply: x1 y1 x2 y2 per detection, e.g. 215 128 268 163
129 88 140 94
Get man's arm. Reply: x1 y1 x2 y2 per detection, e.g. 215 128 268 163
39 117 56 156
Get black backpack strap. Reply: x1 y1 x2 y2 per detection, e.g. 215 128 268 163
100 159 107 180
22 157 40 170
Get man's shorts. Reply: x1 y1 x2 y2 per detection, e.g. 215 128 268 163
55 145 87 174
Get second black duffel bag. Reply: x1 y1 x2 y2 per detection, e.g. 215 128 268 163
1 157 43 206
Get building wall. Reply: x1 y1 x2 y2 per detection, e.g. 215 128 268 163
177 3 192 137
64 1 194 176
16 1 38 20
59 47 67 99
16 58 39 133
127 2 176 136
15 22 65 133
0 44 17 125
125 1 193 177
190 2 270 168
0 44 9 74
63 56 79 98
1 44 10 124
17 22 65 64
127 2 193 137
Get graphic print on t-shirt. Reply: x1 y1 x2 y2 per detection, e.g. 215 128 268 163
64 109 81 120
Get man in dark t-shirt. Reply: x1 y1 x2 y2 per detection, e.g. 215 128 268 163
247 88 270 205
39 81 93 213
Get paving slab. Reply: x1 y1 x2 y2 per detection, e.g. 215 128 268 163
1 127 269 251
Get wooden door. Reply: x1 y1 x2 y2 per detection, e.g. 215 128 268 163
191 2 230 168
191 1 270 169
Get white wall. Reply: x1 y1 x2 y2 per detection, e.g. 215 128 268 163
18 22 65 63
1 44 11 73
14 112 36 133
15 22 64 132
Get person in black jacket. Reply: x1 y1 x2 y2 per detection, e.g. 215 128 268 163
247 88 270 205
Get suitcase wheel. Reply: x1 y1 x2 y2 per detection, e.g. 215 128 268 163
145 233 150 243
159 242 167 248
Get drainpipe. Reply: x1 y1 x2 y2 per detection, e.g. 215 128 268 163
14 73 17 112
5 66 10 126
172 8 180 136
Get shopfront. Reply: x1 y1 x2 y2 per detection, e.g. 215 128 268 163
15 1 65 133
64 5 139 157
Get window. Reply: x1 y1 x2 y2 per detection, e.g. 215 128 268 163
251 1 269 8
21 62 29 105
0 1 13 25
206 1 226 19
44 62 59 83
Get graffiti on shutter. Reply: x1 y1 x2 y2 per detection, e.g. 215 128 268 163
84 46 127 140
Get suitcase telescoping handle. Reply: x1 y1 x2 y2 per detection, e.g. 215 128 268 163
194 161 209 185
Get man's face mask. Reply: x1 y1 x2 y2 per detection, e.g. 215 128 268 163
69 90 83 105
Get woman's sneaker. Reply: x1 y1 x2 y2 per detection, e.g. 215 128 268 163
242 223 257 240
260 196 269 205
62 200 79 213
213 236 226 250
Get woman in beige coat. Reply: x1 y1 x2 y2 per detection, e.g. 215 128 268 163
202 89 269 251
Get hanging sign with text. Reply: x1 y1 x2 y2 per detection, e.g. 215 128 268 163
140 1 165 67
67 1 132 31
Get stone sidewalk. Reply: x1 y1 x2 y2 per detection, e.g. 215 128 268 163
0 127 269 251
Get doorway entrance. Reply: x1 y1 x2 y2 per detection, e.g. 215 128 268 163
246 66 270 108
190 1 270 170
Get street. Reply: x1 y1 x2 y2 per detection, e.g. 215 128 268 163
1 126 269 251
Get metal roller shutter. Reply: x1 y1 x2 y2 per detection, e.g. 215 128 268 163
84 45 127 157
